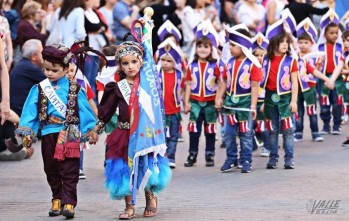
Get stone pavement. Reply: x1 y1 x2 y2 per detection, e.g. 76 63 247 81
1 114 349 221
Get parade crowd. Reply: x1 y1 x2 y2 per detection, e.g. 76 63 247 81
0 0 348 220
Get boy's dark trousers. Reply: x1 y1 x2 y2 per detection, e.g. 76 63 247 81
41 133 80 206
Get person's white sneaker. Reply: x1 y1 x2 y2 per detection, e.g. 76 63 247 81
168 162 176 169
260 148 270 157
79 170 86 179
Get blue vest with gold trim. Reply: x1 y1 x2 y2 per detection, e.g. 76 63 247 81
158 69 183 107
318 43 343 74
226 57 252 97
189 61 218 98
262 55 293 95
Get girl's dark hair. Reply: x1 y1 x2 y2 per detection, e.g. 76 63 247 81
186 0 196 8
342 30 349 40
59 0 85 20
324 22 339 34
194 36 216 63
266 30 293 60
102 45 118 56
297 32 313 42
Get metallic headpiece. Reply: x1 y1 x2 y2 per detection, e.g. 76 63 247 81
115 41 144 63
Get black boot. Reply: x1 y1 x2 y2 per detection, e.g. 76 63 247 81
184 153 197 167
205 154 214 167
5 138 23 153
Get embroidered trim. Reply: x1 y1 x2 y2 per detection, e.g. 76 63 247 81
118 121 130 130
15 126 38 142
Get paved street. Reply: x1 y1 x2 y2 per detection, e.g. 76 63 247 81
1 114 349 221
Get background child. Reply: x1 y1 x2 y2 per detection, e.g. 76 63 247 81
294 18 334 142
317 9 344 135
156 38 184 169
67 63 97 179
263 19 299 169
251 32 271 157
329 29 349 146
216 25 262 173
15 42 98 219
183 20 220 167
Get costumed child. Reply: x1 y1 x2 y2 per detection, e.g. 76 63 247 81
317 9 344 135
67 63 98 179
263 18 299 170
157 20 187 142
328 21 349 146
294 18 334 143
15 42 100 219
156 38 184 169
183 20 220 167
91 8 172 219
96 45 119 166
216 24 262 173
251 32 271 157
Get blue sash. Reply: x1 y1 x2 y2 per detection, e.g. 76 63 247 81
226 57 252 96
190 61 218 97
318 43 343 73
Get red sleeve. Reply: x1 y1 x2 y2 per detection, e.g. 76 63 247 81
185 67 192 81
214 65 220 78
340 54 344 62
306 62 315 74
96 81 105 91
250 64 262 82
291 59 299 74
86 84 95 99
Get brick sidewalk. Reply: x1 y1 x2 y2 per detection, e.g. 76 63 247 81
1 114 349 221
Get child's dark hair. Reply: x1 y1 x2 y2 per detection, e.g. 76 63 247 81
297 32 313 42
163 33 179 44
266 30 293 60
102 45 118 56
324 22 339 34
194 36 216 62
235 28 252 38
342 30 349 40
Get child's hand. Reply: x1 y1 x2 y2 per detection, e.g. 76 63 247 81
324 80 334 90
89 129 99 145
23 135 33 148
215 98 223 111
184 103 191 114
250 105 257 120
290 101 297 114
260 103 265 113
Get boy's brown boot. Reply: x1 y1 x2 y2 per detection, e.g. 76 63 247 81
49 199 61 216
62 204 75 218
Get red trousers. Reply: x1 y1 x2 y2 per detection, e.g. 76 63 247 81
41 133 80 206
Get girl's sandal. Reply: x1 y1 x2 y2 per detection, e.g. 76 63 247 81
143 192 157 217
119 202 136 220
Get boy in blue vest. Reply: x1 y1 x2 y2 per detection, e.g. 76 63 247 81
156 38 184 169
216 24 262 173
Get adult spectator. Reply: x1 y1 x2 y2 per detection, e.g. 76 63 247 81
16 1 47 47
10 39 45 117
237 0 266 35
0 7 13 69
266 0 288 26
312 0 333 31
0 35 10 124
167 0 186 46
84 0 108 103
51 0 86 47
219 0 238 25
139 0 177 53
99 0 117 42
285 0 329 25
113 0 140 45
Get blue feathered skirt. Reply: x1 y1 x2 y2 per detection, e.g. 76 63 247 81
104 129 172 200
